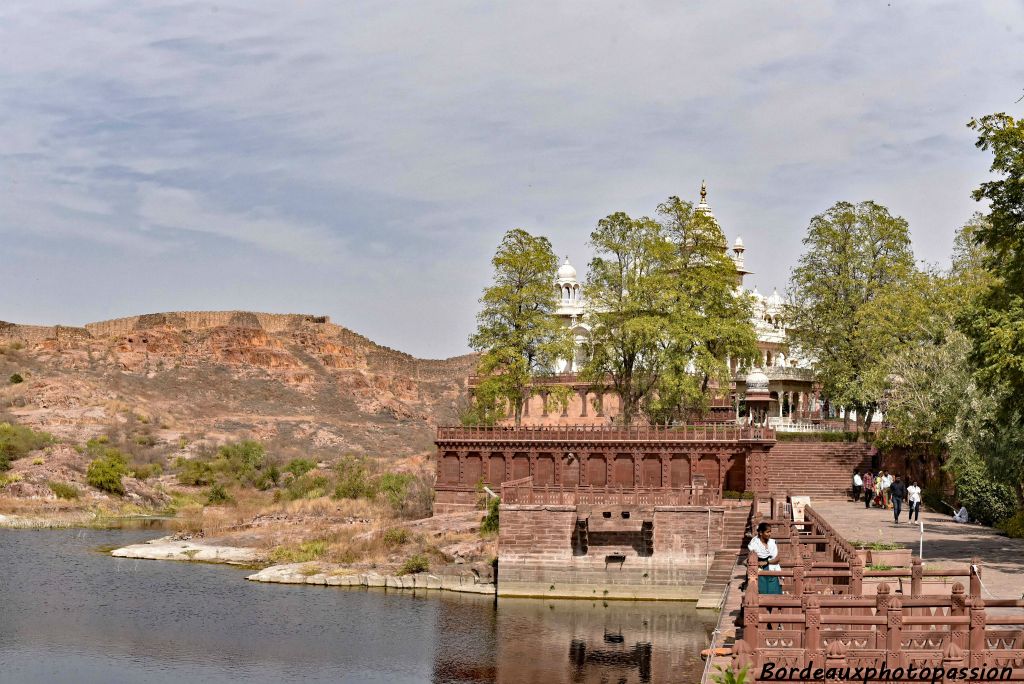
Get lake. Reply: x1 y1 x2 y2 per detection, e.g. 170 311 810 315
0 528 718 683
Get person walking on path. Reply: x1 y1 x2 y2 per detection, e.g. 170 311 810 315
852 471 863 502
907 480 922 522
862 471 875 509
891 476 907 523
879 471 892 509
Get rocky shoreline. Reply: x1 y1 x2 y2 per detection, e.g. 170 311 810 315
110 536 264 565
107 537 497 595
246 562 496 595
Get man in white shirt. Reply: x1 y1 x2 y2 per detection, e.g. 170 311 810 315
852 472 863 502
907 481 922 522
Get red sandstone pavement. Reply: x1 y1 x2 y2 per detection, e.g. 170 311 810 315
811 499 1024 599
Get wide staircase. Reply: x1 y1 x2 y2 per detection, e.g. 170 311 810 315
763 441 874 499
696 502 752 609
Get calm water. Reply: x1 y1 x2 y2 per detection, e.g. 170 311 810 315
0 529 717 683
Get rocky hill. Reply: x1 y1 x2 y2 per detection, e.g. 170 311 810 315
0 311 476 462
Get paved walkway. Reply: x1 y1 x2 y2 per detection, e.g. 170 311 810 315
812 499 1024 599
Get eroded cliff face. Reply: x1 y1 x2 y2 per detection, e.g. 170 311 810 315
0 312 475 459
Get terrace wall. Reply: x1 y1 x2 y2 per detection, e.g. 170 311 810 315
497 504 728 600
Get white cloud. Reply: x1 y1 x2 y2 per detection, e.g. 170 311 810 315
0 0 1021 355
137 185 349 263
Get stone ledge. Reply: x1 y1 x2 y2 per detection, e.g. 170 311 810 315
111 536 263 565
246 563 497 595
497 580 700 601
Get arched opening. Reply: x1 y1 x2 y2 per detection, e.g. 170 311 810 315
563 453 580 487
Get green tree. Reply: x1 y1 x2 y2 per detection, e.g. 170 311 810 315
469 229 574 425
787 201 920 434
581 212 674 425
881 216 1000 451
648 196 758 422
963 113 1024 417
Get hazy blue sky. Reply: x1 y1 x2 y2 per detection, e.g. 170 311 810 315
2 2 1022 358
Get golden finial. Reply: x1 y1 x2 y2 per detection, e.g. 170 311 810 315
700 180 707 203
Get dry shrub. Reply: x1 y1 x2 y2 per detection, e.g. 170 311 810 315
174 503 205 534
275 495 380 520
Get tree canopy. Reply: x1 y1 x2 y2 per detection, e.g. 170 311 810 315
467 229 574 425
786 201 921 432
962 113 1024 417
582 197 757 424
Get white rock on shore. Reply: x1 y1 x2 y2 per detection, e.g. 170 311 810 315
111 536 262 564
247 563 496 594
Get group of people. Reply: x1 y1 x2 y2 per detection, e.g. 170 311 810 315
853 470 922 524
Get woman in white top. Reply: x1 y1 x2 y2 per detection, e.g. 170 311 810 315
748 522 781 595
907 481 922 522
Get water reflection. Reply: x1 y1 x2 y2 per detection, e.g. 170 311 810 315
0 530 717 684
433 597 717 684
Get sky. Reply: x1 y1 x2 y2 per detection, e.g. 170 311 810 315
2 1 1023 358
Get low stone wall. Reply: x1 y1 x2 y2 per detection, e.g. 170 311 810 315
498 504 726 600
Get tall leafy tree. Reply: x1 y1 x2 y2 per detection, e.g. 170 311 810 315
880 217 1024 512
581 197 757 425
468 229 574 426
963 113 1024 416
786 201 920 433
581 212 674 425
647 196 758 423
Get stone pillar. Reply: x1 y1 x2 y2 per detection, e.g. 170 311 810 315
504 450 513 483
851 556 864 596
541 391 549 417
522 391 530 417
606 450 614 487
743 551 762 653
632 450 641 488
803 594 822 665
579 389 588 417
969 556 982 599
529 449 538 480
596 392 604 417
578 451 588 486
969 600 986 670
886 599 903 670
950 583 967 649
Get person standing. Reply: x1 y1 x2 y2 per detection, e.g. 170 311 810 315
879 471 891 509
862 471 874 509
748 522 781 628
852 471 863 502
907 480 922 522
891 476 907 523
